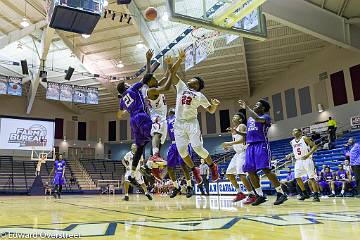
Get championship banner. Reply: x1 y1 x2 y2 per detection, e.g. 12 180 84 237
0 75 7 95
59 84 73 102
195 42 207 64
86 87 99 105
351 116 360 129
0 117 55 150
185 44 195 71
7 77 22 96
46 82 60 100
73 85 87 104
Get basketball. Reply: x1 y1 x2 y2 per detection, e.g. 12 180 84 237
144 7 157 21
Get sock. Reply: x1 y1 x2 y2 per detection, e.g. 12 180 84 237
172 181 179 188
255 187 263 196
332 190 335 194
187 180 192 187
125 193 129 196
153 147 159 156
341 190 345 195
236 187 241 193
275 186 284 194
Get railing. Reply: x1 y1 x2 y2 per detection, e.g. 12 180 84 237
73 159 96 190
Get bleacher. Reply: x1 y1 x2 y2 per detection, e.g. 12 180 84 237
79 159 125 184
0 156 80 194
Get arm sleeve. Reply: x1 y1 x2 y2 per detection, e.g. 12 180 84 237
199 93 211 108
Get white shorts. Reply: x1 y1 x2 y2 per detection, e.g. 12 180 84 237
226 152 246 175
151 116 167 144
174 119 203 150
294 158 317 179
124 170 144 185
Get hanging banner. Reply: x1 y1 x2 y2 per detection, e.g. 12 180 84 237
46 82 60 100
7 77 22 96
0 75 7 95
185 44 195 71
351 116 360 129
59 84 73 102
86 87 99 105
73 85 87 104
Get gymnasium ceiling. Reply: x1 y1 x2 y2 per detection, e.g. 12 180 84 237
0 0 359 113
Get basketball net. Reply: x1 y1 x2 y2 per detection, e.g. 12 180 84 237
31 140 55 162
191 27 221 55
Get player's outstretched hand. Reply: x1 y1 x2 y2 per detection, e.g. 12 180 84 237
238 100 246 109
164 55 173 65
117 110 126 119
178 49 186 61
146 49 154 60
222 142 231 150
211 98 220 106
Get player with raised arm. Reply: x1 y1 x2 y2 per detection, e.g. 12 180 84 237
116 52 173 182
122 143 152 201
222 112 256 204
169 49 220 184
286 128 320 202
238 99 287 206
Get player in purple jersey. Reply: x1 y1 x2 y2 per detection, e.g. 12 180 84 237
116 51 173 179
166 108 194 198
238 99 287 206
319 166 333 194
49 154 66 199
330 164 351 197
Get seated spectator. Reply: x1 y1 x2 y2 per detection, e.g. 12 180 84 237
281 168 296 195
44 182 52 195
344 138 355 160
344 159 352 172
320 165 327 173
330 164 351 197
319 166 333 195
70 175 77 185
311 131 322 145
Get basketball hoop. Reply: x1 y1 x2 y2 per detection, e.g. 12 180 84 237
190 28 221 55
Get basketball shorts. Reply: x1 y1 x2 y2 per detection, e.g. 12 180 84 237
150 116 167 144
294 158 317 179
124 170 144 185
243 142 272 172
130 112 152 147
167 143 194 168
53 173 65 185
226 151 246 175
174 119 203 151
319 181 330 189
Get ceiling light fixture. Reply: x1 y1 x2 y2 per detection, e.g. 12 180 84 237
116 60 124 68
82 34 91 39
104 0 109 7
136 40 145 49
20 18 30 28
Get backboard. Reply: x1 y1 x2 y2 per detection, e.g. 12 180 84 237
167 0 268 41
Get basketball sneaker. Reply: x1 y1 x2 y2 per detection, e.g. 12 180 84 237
232 192 246 202
170 187 181 198
298 192 310 201
274 193 288 205
328 193 336 197
123 195 129 201
243 194 257 205
186 186 194 198
192 167 203 184
210 163 219 181
313 194 320 202
251 195 267 206
145 192 153 200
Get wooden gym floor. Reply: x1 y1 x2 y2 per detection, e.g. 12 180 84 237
0 195 359 239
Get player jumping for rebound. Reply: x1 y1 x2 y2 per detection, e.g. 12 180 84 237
122 143 152 201
49 154 66 199
287 128 320 202
166 108 194 198
169 49 220 184
238 99 287 206
117 52 173 185
222 112 256 204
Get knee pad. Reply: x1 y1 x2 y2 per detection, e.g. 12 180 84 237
192 145 209 159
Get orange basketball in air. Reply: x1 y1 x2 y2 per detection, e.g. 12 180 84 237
145 7 158 21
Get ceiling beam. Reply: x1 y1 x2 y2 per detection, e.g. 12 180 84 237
0 20 47 49
26 26 55 114
262 0 360 52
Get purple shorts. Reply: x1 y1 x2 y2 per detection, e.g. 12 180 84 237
167 144 193 168
335 180 349 188
350 181 356 188
243 142 272 173
319 181 329 189
53 173 65 186
130 112 152 147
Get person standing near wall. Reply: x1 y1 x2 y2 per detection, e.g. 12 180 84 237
350 142 360 197
328 117 337 143
199 159 210 195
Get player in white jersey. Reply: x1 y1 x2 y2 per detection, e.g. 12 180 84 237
122 144 152 201
169 50 220 184
286 128 320 202
222 112 256 204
